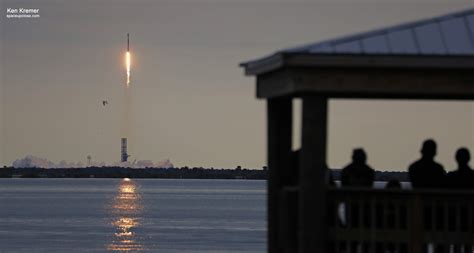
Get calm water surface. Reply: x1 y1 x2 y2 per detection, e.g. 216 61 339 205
0 179 266 253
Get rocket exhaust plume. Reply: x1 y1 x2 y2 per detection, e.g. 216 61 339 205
126 33 131 87
126 53 131 86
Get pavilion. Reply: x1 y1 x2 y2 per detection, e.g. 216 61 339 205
241 8 474 253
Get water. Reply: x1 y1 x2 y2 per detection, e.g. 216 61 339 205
0 178 266 253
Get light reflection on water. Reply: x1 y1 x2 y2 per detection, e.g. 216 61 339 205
0 179 266 252
107 179 145 252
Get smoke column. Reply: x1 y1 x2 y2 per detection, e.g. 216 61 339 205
121 33 132 162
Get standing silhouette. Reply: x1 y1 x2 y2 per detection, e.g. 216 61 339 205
408 139 446 189
446 148 473 189
341 148 375 187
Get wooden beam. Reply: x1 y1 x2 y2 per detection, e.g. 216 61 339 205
286 54 474 70
267 97 292 253
243 53 474 76
256 67 474 99
299 96 328 253
257 70 294 99
242 53 285 76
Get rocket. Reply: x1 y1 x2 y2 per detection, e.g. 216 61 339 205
125 33 131 86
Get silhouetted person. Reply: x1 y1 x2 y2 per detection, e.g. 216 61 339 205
408 139 446 189
341 148 375 187
446 148 474 189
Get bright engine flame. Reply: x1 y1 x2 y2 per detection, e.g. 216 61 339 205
125 51 131 87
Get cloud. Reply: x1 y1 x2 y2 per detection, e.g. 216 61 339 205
12 155 174 169
12 155 55 168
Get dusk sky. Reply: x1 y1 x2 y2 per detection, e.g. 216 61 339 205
1 0 473 170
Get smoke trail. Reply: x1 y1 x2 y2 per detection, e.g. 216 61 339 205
120 33 132 163
121 50 133 159
122 83 132 157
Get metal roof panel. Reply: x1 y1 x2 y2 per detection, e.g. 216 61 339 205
242 8 474 75
414 22 447 54
440 17 473 54
334 41 362 53
362 35 390 54
387 29 419 54
466 14 474 43
278 8 474 56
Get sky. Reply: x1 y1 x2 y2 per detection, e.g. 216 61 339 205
0 0 473 171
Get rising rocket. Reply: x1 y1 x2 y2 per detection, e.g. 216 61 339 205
125 33 131 87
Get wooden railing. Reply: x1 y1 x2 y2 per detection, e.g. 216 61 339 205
327 188 474 253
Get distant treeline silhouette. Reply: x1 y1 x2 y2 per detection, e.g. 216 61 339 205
0 166 267 180
0 166 409 181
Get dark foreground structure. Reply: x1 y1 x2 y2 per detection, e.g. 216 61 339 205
242 9 474 253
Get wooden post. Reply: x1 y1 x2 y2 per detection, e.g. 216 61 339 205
267 97 292 253
409 194 423 253
299 95 328 253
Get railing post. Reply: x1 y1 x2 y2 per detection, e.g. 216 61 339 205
410 194 423 253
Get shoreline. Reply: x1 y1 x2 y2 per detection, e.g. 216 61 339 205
0 166 267 180
0 167 409 181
